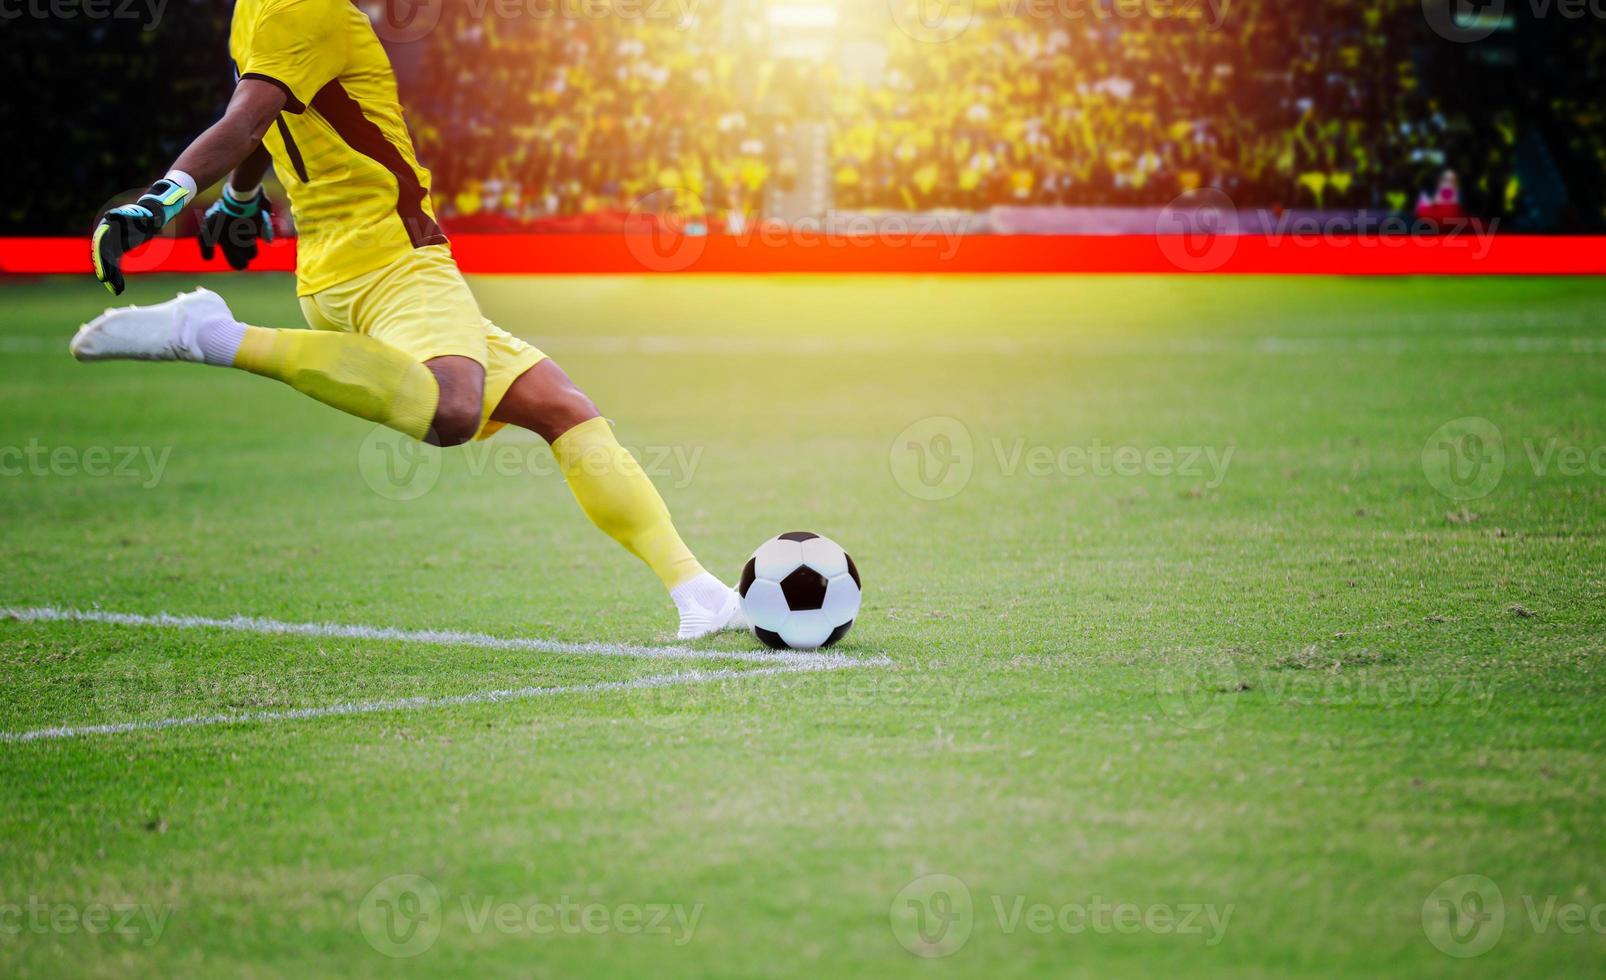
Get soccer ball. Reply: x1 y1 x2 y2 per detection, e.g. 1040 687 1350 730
738 532 861 650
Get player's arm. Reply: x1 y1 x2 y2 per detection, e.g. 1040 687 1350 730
170 80 286 190
228 143 274 198
199 142 278 271
92 79 286 294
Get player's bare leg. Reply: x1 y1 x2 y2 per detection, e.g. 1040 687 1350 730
419 355 485 448
492 360 744 639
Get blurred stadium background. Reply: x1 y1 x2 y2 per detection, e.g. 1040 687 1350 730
5 0 1603 241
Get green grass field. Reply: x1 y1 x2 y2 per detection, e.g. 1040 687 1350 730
1 273 1604 977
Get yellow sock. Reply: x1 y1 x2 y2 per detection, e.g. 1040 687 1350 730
233 327 439 442
552 417 705 590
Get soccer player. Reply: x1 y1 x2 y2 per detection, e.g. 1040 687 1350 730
72 0 743 640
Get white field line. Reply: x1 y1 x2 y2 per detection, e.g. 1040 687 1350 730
0 605 890 743
0 664 834 743
0 606 862 669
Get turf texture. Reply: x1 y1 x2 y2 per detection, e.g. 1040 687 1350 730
0 273 1603 977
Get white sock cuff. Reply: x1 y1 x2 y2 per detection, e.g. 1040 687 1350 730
163 170 198 198
224 182 262 202
195 315 248 367
671 571 729 609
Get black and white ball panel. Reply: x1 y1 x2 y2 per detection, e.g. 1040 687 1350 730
738 532 861 650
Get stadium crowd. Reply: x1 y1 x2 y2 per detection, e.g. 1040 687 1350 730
8 0 1600 233
832 0 1516 218
407 3 779 230
398 0 1526 228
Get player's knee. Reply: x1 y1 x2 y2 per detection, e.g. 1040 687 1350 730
424 356 486 448
429 385 483 447
551 377 600 431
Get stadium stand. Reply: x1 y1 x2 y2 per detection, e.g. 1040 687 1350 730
4 0 1600 234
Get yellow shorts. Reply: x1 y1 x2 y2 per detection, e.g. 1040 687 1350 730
298 244 546 440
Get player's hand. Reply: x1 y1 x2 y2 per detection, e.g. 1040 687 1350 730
91 179 192 295
199 187 275 271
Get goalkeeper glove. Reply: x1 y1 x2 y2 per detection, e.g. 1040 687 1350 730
199 186 275 271
91 178 192 295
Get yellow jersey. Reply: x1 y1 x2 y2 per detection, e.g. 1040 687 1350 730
229 0 445 295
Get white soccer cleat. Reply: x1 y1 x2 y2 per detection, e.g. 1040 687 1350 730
71 288 235 364
672 572 748 641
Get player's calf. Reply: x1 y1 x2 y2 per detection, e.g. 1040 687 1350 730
490 359 744 639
